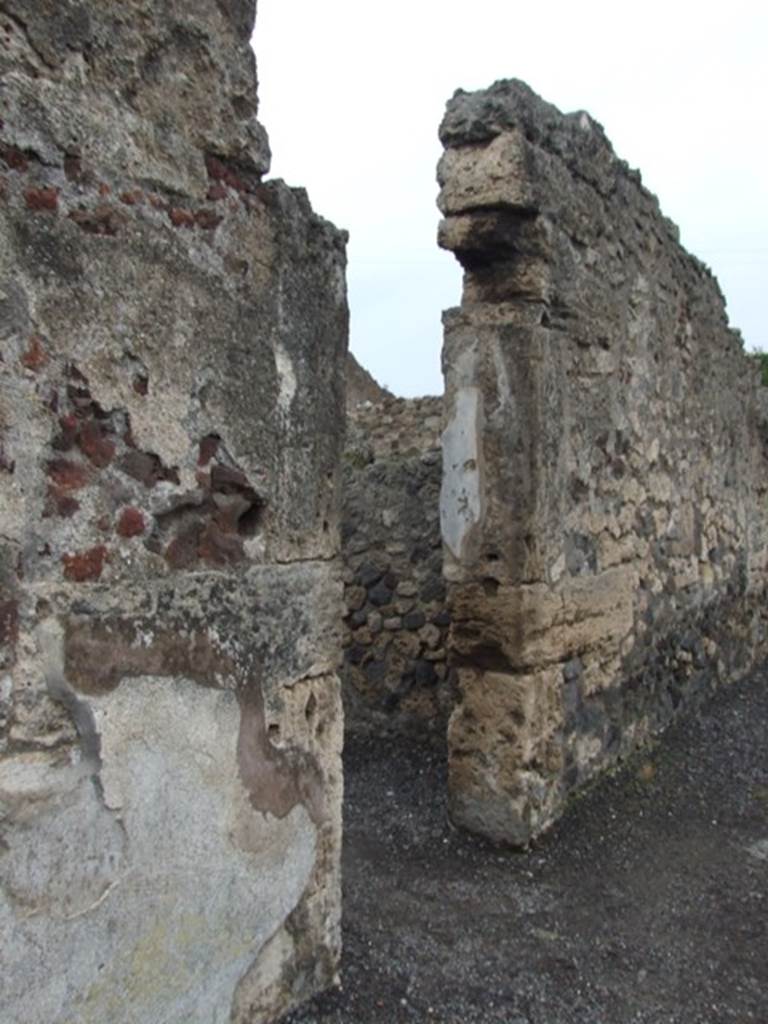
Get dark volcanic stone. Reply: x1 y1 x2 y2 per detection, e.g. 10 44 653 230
357 562 384 588
368 582 393 607
420 577 446 602
403 611 426 631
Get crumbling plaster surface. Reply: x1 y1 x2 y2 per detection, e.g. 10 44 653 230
438 80 768 846
0 2 347 1022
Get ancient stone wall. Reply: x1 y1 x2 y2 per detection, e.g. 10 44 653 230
437 80 768 845
345 351 391 411
342 396 454 738
0 3 347 1022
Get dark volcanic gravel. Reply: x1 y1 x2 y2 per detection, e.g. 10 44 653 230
284 669 768 1024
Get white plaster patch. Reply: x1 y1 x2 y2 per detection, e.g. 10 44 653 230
1 677 316 1024
451 337 481 388
440 386 483 561
490 337 512 418
275 343 297 414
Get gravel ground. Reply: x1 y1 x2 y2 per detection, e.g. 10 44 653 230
284 669 768 1024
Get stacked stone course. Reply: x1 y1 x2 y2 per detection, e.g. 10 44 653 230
347 394 442 459
342 396 455 738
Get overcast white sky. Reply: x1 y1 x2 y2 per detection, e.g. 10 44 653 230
255 0 767 397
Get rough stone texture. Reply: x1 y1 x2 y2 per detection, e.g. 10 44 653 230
0 3 347 1022
345 352 391 412
437 79 768 846
347 392 444 461
342 396 454 738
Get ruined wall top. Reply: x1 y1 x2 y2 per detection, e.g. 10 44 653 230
437 79 726 302
347 395 442 460
439 78 640 196
345 352 392 411
1 0 270 196
440 78 620 175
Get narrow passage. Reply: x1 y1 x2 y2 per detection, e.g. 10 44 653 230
286 669 768 1023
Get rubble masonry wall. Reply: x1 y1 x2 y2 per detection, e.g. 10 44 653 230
437 80 768 845
342 397 454 739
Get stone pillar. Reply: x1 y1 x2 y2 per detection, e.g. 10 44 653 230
0 3 347 1021
437 80 768 846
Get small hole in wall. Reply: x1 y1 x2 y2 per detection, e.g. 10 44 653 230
485 551 500 562
268 723 280 742
506 707 526 728
238 501 265 537
305 692 317 723
322 520 329 533
482 577 499 597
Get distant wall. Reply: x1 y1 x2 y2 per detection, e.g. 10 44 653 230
346 351 392 411
342 397 454 739
437 80 768 845
0 3 347 1021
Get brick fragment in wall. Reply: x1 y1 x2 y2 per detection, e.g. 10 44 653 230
0 2 348 1021
437 78 768 846
342 396 456 740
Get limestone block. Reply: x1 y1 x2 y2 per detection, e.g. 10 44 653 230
437 132 536 216
449 567 635 671
448 667 564 846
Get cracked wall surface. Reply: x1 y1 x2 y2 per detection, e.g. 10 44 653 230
438 80 768 846
0 2 347 1021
